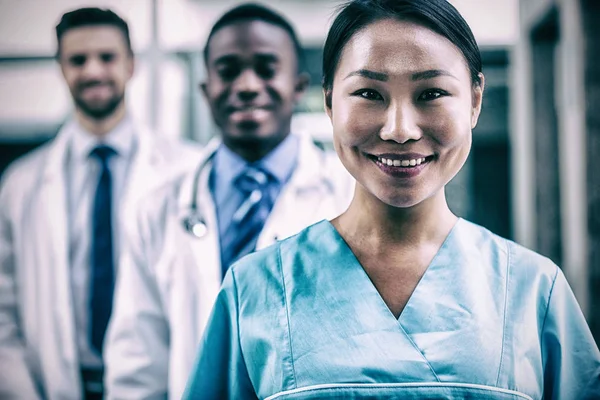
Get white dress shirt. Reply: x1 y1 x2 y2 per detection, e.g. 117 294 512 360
65 116 136 368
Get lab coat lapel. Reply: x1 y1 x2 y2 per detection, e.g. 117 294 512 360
176 139 223 335
35 125 80 387
120 125 160 215
184 138 222 279
258 136 331 245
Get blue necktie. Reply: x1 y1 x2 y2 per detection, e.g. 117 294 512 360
89 145 116 354
220 167 274 273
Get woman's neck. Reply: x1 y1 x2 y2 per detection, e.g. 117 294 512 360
334 184 458 250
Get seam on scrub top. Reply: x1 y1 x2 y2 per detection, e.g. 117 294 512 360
539 266 559 349
277 242 297 388
230 267 253 391
397 323 440 382
265 382 535 400
496 238 511 387
392 220 466 383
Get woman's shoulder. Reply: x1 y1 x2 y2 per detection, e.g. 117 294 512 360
228 220 334 287
458 218 559 286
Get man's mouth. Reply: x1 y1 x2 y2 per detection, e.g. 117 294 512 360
227 105 272 125
227 104 271 113
79 83 114 96
79 81 112 90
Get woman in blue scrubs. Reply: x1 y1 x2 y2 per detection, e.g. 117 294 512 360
185 0 600 398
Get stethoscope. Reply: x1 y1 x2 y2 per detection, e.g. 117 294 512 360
181 141 333 239
181 149 217 239
181 148 269 239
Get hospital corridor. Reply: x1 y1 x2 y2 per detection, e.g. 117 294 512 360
0 0 598 399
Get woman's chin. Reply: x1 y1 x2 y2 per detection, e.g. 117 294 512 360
372 185 441 210
375 191 423 209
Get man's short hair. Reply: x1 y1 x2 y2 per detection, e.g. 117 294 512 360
203 3 305 73
55 7 133 57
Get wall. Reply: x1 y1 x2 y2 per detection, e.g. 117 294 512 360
0 0 519 53
513 0 590 317
0 0 519 140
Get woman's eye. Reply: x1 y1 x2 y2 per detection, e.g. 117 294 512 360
418 89 448 101
352 89 383 101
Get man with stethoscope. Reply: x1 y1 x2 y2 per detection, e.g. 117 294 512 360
104 3 354 399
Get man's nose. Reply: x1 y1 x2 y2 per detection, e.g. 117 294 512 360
81 57 106 80
234 69 261 101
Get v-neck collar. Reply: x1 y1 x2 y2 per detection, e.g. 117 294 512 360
323 218 463 324
275 218 508 388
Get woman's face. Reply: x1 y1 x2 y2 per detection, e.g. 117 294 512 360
326 18 483 209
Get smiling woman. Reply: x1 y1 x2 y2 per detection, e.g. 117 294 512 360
183 1 600 399
326 17 481 212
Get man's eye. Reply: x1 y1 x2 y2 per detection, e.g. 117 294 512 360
352 89 383 101
69 55 87 66
100 53 116 63
217 66 240 81
255 64 275 80
418 89 448 101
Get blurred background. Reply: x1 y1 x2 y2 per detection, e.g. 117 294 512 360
0 0 597 342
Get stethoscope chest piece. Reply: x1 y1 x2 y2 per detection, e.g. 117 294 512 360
183 212 208 238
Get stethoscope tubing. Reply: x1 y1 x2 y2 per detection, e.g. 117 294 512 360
182 149 217 238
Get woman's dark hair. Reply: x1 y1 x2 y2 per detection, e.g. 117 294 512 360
56 8 132 57
203 3 305 73
322 0 482 108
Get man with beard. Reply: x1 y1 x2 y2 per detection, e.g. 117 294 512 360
104 3 354 399
0 8 200 399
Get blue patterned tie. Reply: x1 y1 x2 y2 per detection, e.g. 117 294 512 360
220 167 274 274
89 145 116 354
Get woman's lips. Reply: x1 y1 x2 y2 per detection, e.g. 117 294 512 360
368 153 435 178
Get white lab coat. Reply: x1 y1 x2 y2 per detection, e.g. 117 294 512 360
0 121 202 400
104 135 355 400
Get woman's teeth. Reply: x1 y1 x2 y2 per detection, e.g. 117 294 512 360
377 157 426 167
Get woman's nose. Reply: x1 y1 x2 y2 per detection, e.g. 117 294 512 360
379 103 422 143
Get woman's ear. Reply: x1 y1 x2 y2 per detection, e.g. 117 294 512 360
471 72 485 129
323 88 333 120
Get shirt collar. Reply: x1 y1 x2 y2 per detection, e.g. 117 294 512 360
212 142 247 190
257 133 298 184
69 115 136 162
213 133 299 186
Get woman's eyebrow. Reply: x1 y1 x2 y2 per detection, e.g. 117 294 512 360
411 69 458 81
344 69 388 81
344 68 458 82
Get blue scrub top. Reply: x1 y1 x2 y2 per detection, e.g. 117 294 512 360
185 219 600 400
